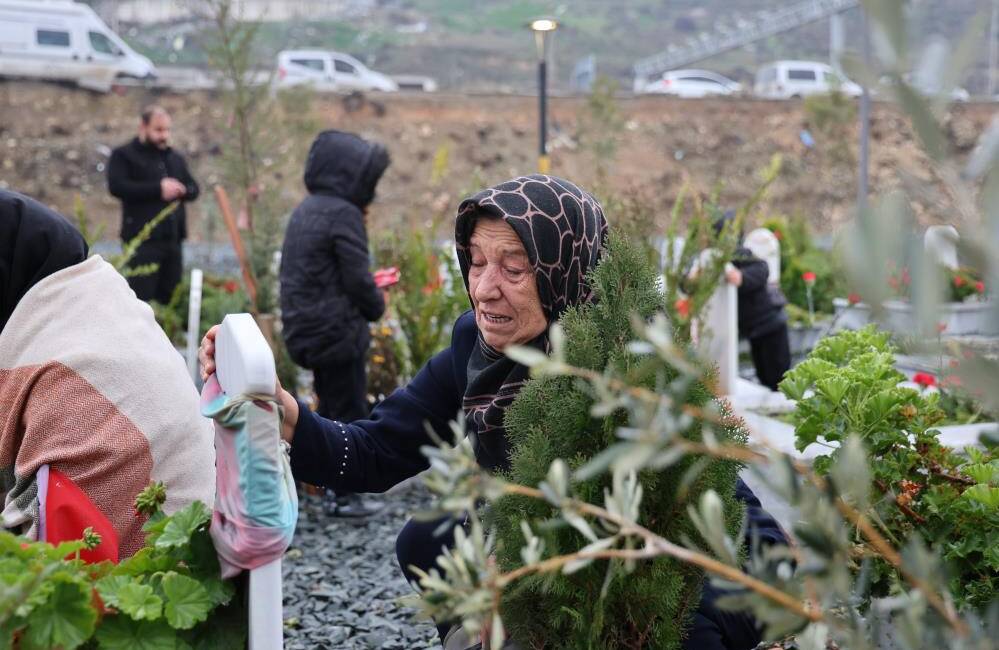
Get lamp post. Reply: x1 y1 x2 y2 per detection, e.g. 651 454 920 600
530 17 558 174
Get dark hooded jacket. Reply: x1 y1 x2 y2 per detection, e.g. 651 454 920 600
279 131 389 369
713 211 787 340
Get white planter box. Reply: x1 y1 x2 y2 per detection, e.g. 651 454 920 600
833 298 997 336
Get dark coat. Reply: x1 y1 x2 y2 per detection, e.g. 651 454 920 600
732 246 787 340
290 310 787 650
107 137 199 242
279 130 388 369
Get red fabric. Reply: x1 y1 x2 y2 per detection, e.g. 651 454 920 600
44 467 119 563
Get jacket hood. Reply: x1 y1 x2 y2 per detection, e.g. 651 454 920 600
303 130 390 209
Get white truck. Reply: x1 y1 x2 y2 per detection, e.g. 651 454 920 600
0 0 156 92
754 60 862 100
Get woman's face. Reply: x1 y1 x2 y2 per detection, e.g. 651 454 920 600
467 218 547 350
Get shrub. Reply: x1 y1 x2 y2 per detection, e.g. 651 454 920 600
780 326 999 608
492 233 748 649
372 230 468 380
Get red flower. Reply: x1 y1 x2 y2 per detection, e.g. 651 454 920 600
888 276 900 291
223 280 239 294
802 271 816 286
936 322 948 334
912 372 936 388
901 268 911 285
976 280 985 293
674 298 691 320
771 229 783 241
847 292 862 305
953 275 966 288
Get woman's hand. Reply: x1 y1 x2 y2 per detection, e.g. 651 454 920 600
198 325 221 381
200 324 299 442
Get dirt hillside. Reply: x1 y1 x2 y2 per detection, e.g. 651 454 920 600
0 82 994 241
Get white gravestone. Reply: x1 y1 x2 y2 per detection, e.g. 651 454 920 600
924 225 959 270
693 249 739 395
744 228 781 284
215 314 284 650
185 269 203 383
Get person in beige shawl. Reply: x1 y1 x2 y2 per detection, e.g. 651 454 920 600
0 189 214 560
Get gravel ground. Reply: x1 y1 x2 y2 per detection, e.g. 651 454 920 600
283 480 440 650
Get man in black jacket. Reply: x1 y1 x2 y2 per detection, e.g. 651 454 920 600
280 130 389 517
107 105 199 304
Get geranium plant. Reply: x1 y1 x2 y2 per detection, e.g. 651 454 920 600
0 484 246 649
779 326 999 608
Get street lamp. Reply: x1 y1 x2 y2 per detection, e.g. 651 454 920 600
530 17 558 174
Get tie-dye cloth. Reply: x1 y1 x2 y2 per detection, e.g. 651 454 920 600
201 375 297 578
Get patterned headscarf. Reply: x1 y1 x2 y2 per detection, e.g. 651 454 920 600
454 175 608 471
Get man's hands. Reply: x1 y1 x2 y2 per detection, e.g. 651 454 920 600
160 177 187 201
199 324 300 442
725 267 743 287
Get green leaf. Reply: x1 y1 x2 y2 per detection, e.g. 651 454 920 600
116 583 163 621
96 616 178 650
199 577 234 609
831 435 872 511
504 345 549 369
893 80 947 161
962 485 999 508
816 376 850 404
21 577 96 650
963 463 998 486
116 547 175 578
155 503 211 551
161 574 212 630
862 0 907 66
96 575 135 610
778 373 810 402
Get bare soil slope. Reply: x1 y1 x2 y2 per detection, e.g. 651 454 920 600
0 82 993 241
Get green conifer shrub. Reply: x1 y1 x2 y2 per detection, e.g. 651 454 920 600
491 232 749 649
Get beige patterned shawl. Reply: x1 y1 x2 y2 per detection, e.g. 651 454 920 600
0 255 215 557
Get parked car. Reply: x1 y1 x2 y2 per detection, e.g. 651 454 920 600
754 60 862 99
276 50 398 93
0 0 156 92
638 69 741 97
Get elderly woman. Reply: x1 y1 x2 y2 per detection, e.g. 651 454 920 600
200 175 785 649
1 189 215 562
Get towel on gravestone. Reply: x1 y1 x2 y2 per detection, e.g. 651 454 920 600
0 255 215 558
201 375 297 578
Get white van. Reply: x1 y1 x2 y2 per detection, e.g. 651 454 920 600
276 50 398 93
754 60 862 100
0 0 155 91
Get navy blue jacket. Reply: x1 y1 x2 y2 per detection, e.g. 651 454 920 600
291 311 783 536
290 310 786 649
